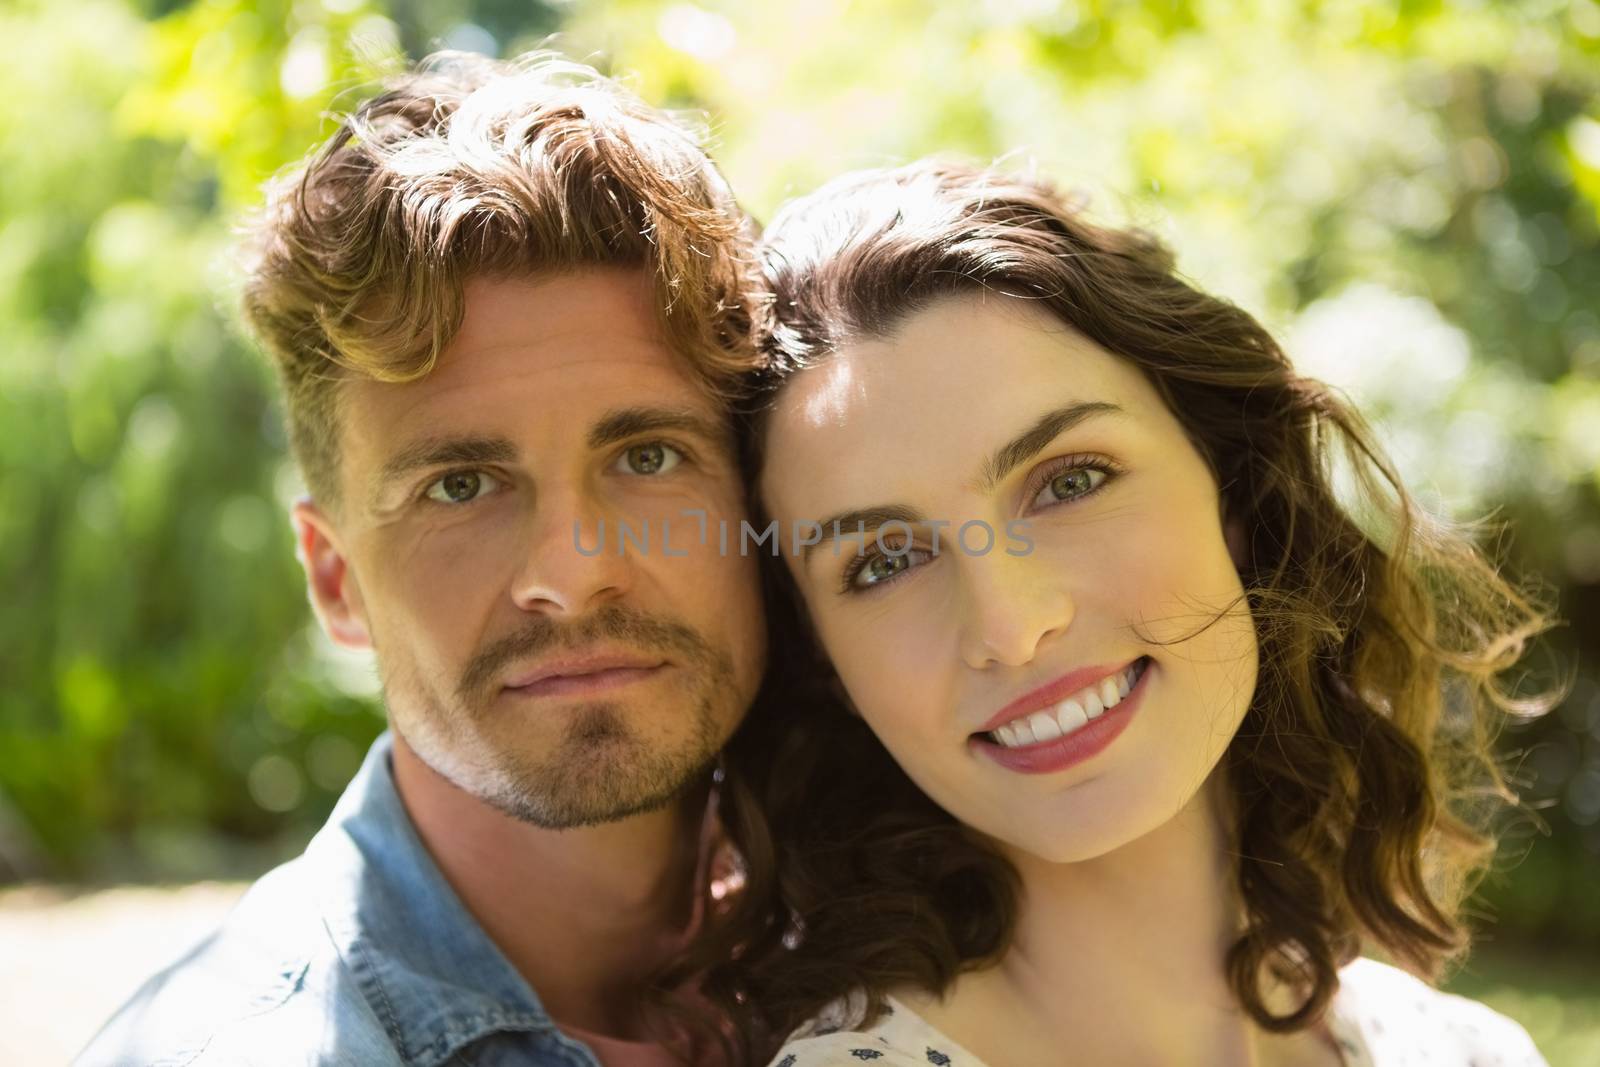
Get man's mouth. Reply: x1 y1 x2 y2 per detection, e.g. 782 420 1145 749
501 652 668 698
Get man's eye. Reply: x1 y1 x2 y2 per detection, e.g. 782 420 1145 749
424 470 498 504
615 442 684 476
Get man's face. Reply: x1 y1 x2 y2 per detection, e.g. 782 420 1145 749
297 269 766 828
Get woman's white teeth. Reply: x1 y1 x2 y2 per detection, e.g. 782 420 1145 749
989 658 1145 748
1028 712 1062 742
1057 700 1088 733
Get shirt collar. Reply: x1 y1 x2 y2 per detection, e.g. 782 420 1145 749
306 731 557 1065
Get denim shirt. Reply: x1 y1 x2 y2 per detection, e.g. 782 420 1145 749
76 732 605 1067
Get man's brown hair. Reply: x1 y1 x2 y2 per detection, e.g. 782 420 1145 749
240 50 767 507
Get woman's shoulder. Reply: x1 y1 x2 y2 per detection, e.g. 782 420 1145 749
766 962 1546 1067
1333 957 1547 1066
766 993 983 1067
767 1033 946 1067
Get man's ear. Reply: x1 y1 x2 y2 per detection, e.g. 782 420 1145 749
292 498 373 650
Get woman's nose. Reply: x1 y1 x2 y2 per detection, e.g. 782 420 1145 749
955 550 1075 670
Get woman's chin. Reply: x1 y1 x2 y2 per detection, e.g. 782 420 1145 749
971 805 1153 867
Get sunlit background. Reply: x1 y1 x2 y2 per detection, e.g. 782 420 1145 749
1 0 1596 1062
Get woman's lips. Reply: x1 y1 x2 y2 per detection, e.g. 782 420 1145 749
969 657 1151 775
975 657 1145 734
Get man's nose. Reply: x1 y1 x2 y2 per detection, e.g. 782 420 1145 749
508 486 636 616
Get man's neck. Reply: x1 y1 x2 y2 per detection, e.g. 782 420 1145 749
390 733 707 1038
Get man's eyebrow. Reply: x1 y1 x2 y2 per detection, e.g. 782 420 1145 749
587 407 727 451
803 505 926 565
375 435 519 493
972 401 1126 494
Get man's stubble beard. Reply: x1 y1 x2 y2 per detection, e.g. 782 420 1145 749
475 694 726 828
379 604 744 830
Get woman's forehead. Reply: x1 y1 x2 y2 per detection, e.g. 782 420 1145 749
769 298 1160 442
760 295 1171 511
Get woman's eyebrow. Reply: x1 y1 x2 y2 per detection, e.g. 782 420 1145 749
797 401 1125 568
803 504 924 565
969 400 1125 494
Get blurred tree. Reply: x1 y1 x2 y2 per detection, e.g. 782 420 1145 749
561 0 1600 946
0 0 404 878
1 0 1594 950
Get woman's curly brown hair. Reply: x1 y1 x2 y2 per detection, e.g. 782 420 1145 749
662 159 1563 1065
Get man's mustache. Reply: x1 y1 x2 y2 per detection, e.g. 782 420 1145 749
456 604 717 703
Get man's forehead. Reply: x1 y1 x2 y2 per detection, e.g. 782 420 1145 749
351 273 715 420
450 269 660 354
340 368 726 468
333 271 730 490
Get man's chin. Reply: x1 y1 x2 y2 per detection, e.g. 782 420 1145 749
483 756 712 830
401 687 734 829
491 782 679 831
473 726 719 830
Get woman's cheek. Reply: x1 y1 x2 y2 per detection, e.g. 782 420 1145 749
1108 512 1230 630
827 608 940 736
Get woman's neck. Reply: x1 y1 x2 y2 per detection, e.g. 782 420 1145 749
899 775 1344 1067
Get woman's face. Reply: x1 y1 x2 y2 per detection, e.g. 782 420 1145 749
760 293 1258 863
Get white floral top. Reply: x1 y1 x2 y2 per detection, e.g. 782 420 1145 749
767 959 1548 1066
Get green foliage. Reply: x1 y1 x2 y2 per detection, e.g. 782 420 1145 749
1445 944 1600 1067
1 1 1596 958
559 0 1600 946
0 0 397 876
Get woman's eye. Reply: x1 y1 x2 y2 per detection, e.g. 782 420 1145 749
847 545 934 591
1032 465 1108 509
424 470 499 505
615 442 684 476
